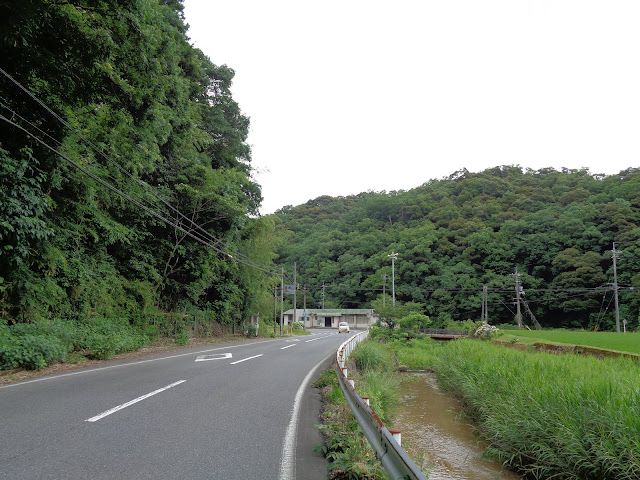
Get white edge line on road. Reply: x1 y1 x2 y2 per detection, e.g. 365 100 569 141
229 354 263 365
279 351 333 480
85 380 186 422
0 339 283 390
280 344 296 350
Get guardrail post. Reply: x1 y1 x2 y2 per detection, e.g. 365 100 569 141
389 428 402 446
348 377 355 388
361 396 370 406
342 367 348 378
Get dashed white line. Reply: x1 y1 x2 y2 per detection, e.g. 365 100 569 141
229 354 263 365
85 380 186 422
304 335 331 343
195 353 232 362
280 345 296 350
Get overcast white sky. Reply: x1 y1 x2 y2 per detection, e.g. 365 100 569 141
183 1 640 214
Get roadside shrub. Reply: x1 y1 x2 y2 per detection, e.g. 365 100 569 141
245 323 257 338
397 312 431 331
473 322 499 340
290 321 306 333
0 332 67 369
174 331 189 346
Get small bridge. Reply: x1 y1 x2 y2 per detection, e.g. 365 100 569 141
419 328 469 341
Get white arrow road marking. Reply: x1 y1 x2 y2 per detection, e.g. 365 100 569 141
195 353 232 362
85 380 186 422
229 354 263 365
280 345 296 350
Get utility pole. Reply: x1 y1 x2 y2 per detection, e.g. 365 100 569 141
382 273 387 308
322 282 325 309
303 284 307 312
513 268 522 329
387 252 398 308
613 242 620 333
274 286 277 336
481 284 488 323
293 262 297 327
280 266 284 336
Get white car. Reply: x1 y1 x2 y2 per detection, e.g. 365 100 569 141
338 321 350 333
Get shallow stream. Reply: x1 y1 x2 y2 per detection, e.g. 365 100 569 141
394 373 521 480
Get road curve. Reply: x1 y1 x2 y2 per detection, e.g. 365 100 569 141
0 331 353 480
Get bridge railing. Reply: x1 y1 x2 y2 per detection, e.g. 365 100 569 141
418 328 469 336
335 331 428 480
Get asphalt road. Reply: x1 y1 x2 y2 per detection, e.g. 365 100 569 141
0 330 354 480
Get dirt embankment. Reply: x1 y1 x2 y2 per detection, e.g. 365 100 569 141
494 340 640 361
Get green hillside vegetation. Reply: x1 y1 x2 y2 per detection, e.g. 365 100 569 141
276 166 640 330
0 0 283 369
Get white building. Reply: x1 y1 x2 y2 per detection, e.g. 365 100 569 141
282 308 378 329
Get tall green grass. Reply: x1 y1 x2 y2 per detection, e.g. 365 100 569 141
430 339 640 480
502 330 640 354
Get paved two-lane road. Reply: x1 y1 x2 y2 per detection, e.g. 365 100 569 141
0 331 353 479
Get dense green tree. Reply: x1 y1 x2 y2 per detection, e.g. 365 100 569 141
0 0 280 334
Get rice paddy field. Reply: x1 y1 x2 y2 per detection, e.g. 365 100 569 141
385 336 640 480
499 329 640 355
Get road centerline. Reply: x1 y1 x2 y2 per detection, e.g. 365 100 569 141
280 345 296 350
229 354 263 365
85 380 186 423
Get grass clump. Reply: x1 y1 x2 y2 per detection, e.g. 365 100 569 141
431 339 640 480
351 341 395 372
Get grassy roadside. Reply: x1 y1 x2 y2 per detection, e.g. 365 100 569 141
0 319 308 385
370 329 640 480
314 340 412 480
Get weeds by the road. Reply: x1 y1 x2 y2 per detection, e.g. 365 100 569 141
313 369 389 480
372 333 640 480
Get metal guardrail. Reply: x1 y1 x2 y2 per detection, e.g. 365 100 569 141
336 331 428 480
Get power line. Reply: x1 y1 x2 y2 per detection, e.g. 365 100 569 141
0 113 282 277
0 67 280 275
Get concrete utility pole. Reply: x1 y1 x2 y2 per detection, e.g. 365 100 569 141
481 284 488 323
274 286 277 335
613 242 620 333
280 266 284 336
513 268 522 329
382 273 387 307
322 282 325 309
293 262 297 326
387 252 398 308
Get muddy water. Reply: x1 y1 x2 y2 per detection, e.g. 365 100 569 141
394 373 520 480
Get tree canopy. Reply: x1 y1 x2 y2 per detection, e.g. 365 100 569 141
276 166 640 331
0 0 282 330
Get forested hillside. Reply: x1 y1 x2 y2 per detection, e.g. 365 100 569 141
0 0 282 368
276 166 640 330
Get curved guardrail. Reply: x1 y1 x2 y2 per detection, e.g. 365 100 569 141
336 331 428 480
